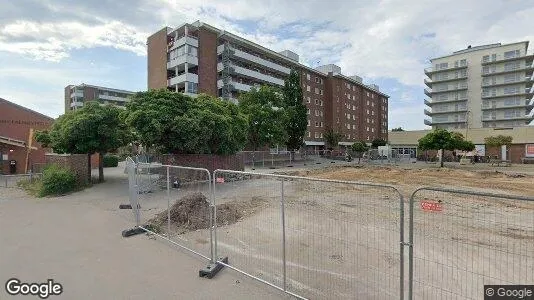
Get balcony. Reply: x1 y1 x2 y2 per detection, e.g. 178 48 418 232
231 64 285 86
424 97 468 105
428 74 469 85
424 78 432 87
482 76 534 88
482 100 534 111
424 84 468 96
481 53 534 65
99 94 130 102
70 91 83 98
425 118 466 125
424 63 468 75
168 35 198 51
481 90 534 99
217 79 257 92
168 72 198 86
481 65 534 77
424 108 468 115
482 115 534 122
217 44 291 75
167 54 198 69
70 101 83 108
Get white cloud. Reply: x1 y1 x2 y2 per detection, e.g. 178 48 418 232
0 20 147 61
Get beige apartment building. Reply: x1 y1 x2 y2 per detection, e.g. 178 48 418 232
424 41 534 129
147 21 389 149
64 84 135 113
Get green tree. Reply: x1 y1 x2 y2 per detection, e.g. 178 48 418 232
238 86 288 151
351 141 370 163
371 138 387 148
282 70 307 154
323 127 343 150
484 135 513 159
121 90 247 155
391 127 404 132
418 129 475 167
35 102 132 183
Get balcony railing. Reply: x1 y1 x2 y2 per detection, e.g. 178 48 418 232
482 115 532 122
217 44 291 75
424 108 468 115
481 53 534 65
167 54 198 69
168 73 199 86
481 77 534 87
481 65 534 76
424 62 468 75
424 96 468 105
425 84 468 95
481 90 534 99
429 74 468 84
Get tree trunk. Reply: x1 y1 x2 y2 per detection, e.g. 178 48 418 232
98 152 104 183
440 149 444 167
87 153 91 185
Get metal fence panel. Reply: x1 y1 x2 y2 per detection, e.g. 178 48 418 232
213 170 404 299
128 161 213 262
408 188 534 299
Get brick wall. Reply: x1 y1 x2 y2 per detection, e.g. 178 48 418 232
161 153 244 173
147 28 170 90
45 153 89 185
197 28 218 96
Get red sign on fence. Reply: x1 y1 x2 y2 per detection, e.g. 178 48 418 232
216 177 225 183
421 201 443 212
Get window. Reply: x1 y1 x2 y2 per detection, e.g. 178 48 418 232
307 119 310 126
306 85 311 92
320 100 323 106
320 111 323 117
504 73 520 83
371 94 374 99
306 73 311 80
504 86 520 95
504 61 520 71
504 50 520 59
366 110 369 115
352 105 356 110
315 99 319 105
352 115 355 120
306 97 311 103
320 89 323 95
347 94 351 99
315 110 319 116
367 100 370 105
372 128 375 133
504 97 521 106
366 92 370 97
308 132 311 137
320 133 323 138
366 127 369 131
315 132 319 138
315 121 319 127
347 134 351 139
372 111 375 115
352 86 356 92
307 108 310 115
367 118 370 123
352 124 356 129
320 122 323 127
347 124 351 129
347 114 351 120
315 87 319 94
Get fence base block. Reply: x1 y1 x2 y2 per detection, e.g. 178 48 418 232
199 257 228 279
119 204 141 209
121 227 145 237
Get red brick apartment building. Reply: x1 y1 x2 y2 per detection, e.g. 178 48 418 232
147 21 389 150
0 98 53 174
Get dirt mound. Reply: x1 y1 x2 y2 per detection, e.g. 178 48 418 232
149 192 265 232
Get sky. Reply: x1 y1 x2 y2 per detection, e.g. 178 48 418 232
0 0 533 130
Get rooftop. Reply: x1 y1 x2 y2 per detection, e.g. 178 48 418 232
430 41 530 61
68 83 136 95
171 21 388 98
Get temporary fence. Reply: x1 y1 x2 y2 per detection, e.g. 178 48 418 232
212 170 404 299
240 151 313 169
125 159 215 264
0 173 42 188
408 187 534 299
123 159 534 299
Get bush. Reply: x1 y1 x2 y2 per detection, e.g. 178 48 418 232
103 155 119 167
39 164 76 197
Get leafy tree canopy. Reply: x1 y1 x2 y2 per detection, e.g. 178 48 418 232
484 135 513 147
282 70 307 151
391 127 404 132
351 141 370 163
323 127 344 150
371 138 387 148
418 129 475 167
238 86 288 151
121 90 247 155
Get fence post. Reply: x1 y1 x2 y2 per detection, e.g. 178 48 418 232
280 178 287 291
166 166 171 236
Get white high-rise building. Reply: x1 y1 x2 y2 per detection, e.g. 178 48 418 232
424 41 534 129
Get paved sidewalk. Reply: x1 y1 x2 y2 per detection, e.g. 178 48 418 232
0 167 288 300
